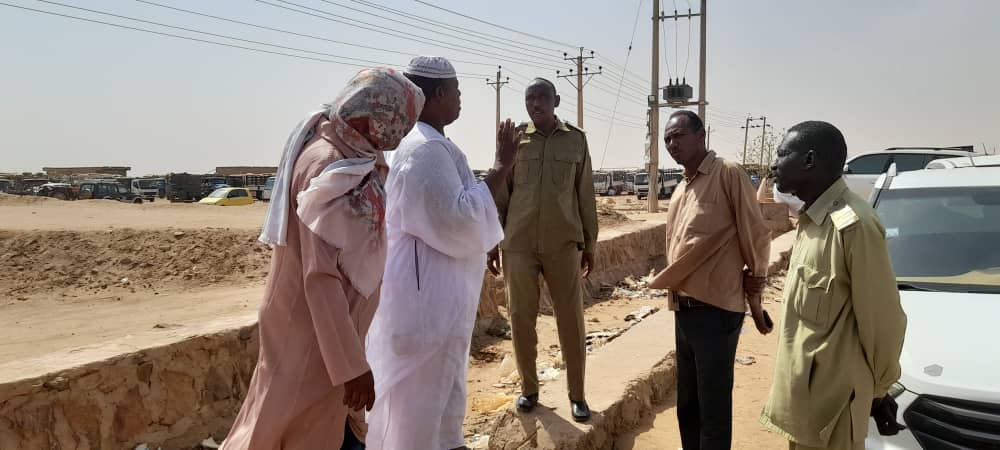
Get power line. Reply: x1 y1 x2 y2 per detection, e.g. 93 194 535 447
412 0 576 49
0 1 413 70
258 0 563 72
134 0 493 67
600 0 646 168
595 53 651 85
346 0 563 54
313 0 565 68
35 0 495 77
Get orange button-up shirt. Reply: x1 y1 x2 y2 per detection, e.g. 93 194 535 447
649 151 771 312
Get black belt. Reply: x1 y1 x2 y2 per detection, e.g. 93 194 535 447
675 295 709 309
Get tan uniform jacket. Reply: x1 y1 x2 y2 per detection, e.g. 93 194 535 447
494 118 598 255
762 178 907 448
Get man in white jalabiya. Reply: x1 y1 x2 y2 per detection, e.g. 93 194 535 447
365 56 520 450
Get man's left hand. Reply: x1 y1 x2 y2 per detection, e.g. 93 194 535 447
743 270 767 296
871 396 906 436
581 252 594 279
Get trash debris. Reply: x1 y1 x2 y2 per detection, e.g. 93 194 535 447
624 305 660 323
497 354 516 375
200 437 220 449
736 356 757 366
119 277 130 285
465 434 491 449
538 367 561 381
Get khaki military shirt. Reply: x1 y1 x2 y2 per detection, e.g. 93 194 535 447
761 178 907 448
494 118 598 254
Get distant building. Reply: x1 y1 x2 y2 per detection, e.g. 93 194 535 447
43 166 131 177
215 166 278 176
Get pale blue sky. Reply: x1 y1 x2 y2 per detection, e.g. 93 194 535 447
2 0 998 176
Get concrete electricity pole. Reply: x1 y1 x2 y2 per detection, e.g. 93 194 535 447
698 0 707 119
758 116 768 166
648 0 661 213
741 115 765 165
557 47 602 129
486 66 509 135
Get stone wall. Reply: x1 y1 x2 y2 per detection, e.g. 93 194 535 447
0 326 259 450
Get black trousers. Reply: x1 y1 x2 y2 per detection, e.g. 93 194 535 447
341 420 365 450
675 303 745 450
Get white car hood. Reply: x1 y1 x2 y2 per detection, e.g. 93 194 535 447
898 291 1000 402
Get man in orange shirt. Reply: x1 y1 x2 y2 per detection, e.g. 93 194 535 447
649 110 772 450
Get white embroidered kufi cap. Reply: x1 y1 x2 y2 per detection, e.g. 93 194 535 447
403 56 456 79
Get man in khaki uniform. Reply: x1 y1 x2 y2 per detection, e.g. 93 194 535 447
489 78 598 422
762 121 907 450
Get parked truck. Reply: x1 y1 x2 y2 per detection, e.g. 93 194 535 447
165 173 228 202
131 177 165 201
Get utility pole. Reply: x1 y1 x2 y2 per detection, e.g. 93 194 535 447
758 116 768 167
698 0 707 119
557 47 602 129
486 66 509 135
706 125 712 150
648 0 660 213
741 115 765 165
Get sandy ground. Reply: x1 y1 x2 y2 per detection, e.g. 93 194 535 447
614 275 788 450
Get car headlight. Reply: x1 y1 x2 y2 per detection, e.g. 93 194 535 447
888 382 906 398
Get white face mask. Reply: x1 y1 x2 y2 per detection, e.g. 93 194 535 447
773 183 805 213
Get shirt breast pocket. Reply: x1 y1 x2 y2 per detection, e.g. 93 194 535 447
789 264 833 326
551 150 581 186
514 151 540 185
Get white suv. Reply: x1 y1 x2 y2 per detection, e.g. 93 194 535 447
843 147 975 201
864 155 1000 450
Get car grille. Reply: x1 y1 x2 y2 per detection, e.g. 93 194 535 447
905 395 1000 449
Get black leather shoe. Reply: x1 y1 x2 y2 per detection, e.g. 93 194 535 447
517 393 539 412
571 400 591 422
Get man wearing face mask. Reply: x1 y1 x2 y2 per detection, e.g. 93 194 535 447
761 121 906 450
649 110 772 450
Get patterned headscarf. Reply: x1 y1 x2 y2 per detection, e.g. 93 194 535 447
260 67 424 246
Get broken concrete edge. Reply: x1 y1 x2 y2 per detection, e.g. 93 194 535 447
0 324 256 397
484 309 677 450
486 357 676 450
0 324 259 450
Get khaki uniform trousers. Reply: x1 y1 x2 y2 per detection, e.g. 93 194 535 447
502 247 586 401
788 408 863 450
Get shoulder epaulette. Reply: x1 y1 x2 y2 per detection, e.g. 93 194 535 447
830 202 860 231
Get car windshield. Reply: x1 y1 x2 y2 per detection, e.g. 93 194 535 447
117 185 129 194
207 188 229 198
264 177 275 189
635 174 648 184
137 179 161 189
875 186 1000 293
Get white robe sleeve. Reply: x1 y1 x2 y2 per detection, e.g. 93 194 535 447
393 141 503 258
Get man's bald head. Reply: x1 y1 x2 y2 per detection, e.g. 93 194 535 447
784 121 847 176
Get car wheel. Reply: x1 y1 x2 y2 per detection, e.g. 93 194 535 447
133 198 143 204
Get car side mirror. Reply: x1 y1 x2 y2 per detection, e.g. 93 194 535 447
843 164 851 174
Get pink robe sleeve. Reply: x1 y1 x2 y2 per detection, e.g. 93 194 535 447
298 223 370 387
